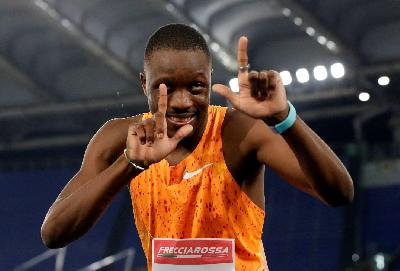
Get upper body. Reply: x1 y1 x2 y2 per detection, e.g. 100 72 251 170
131 106 269 270
40 24 354 261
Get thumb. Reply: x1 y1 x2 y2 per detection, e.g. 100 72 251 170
171 124 193 143
212 84 239 108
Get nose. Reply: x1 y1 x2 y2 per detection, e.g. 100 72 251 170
168 88 193 112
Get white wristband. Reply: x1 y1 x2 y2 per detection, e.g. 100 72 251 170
123 148 146 171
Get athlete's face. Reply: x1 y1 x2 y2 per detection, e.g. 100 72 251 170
141 49 211 139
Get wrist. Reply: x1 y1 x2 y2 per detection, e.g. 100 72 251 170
123 148 150 171
263 103 290 126
267 101 297 134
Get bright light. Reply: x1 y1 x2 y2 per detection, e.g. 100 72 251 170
358 92 370 102
165 3 175 12
317 35 327 45
378 76 390 86
61 19 72 28
282 8 291 16
296 68 310 83
326 41 336 51
375 253 385 270
330 63 345 79
352 253 360 262
229 78 239 92
34 0 49 10
313 65 328 81
280 71 292 85
210 42 220 52
294 17 303 26
305 27 315 36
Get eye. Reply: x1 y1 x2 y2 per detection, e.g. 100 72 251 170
191 82 206 92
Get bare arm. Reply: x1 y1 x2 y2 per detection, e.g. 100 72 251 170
251 116 353 206
41 84 193 248
40 119 140 248
213 36 353 207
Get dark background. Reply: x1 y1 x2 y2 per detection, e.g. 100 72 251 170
1 0 400 270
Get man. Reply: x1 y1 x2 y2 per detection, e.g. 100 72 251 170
41 24 353 270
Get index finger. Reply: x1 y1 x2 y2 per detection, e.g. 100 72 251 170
237 36 248 69
158 83 168 114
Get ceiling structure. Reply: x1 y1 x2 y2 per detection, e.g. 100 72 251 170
0 0 399 169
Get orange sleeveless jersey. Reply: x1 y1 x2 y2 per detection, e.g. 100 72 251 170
129 106 268 270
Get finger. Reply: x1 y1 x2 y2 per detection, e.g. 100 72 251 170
128 123 139 136
259 70 269 99
171 124 193 144
156 83 168 138
158 83 168 115
268 70 280 91
136 124 146 145
154 111 165 139
237 36 248 70
143 119 155 145
212 84 240 108
248 70 259 98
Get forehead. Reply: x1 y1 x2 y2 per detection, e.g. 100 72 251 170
145 49 211 74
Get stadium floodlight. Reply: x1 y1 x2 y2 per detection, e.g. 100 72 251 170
210 42 220 52
296 68 310 83
326 41 336 51
306 27 315 36
358 92 370 102
377 76 390 86
374 253 386 270
282 8 291 16
280 71 293 86
293 17 303 26
229 78 239 92
313 65 328 81
317 35 327 45
330 63 345 79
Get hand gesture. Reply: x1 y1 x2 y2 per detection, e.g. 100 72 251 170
212 37 289 122
126 84 193 166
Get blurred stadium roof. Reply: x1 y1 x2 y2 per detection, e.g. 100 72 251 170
0 0 399 167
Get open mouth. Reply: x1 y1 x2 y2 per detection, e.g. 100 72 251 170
166 113 196 126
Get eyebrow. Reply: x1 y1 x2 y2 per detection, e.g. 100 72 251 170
151 71 209 85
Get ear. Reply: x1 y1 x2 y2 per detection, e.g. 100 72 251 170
140 72 147 96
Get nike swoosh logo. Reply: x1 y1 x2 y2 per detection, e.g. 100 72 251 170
183 163 213 180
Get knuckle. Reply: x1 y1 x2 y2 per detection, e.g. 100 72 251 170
158 101 167 107
249 77 258 83
154 112 164 118
269 70 279 77
249 70 258 75
259 74 268 82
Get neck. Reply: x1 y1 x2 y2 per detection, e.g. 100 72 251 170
180 113 208 150
167 113 208 165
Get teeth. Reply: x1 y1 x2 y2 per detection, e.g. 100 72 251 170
170 116 194 122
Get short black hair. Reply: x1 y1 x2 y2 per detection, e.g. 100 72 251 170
144 23 211 63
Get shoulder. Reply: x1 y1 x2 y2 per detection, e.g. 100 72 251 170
221 109 282 165
96 115 142 140
222 109 273 152
86 114 143 164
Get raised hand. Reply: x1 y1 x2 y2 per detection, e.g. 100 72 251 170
126 84 193 166
212 37 289 122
